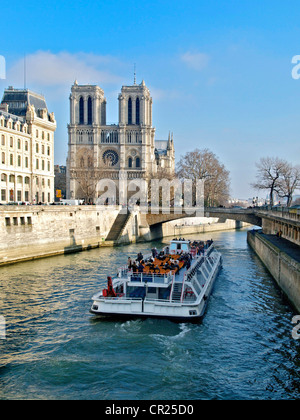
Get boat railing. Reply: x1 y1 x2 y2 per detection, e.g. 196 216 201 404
129 271 174 285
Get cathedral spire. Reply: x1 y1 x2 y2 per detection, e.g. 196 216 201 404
134 63 136 85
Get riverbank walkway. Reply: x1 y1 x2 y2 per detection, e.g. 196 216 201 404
256 232 300 264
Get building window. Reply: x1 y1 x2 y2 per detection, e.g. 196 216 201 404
36 159 39 170
128 157 133 168
10 154 13 166
88 97 93 125
79 97 84 125
136 97 140 125
1 190 6 201
136 157 141 168
25 157 28 168
25 191 29 202
25 141 28 151
18 139 21 149
128 97 132 125
18 156 21 167
1 152 5 165
1 135 5 146
10 137 13 148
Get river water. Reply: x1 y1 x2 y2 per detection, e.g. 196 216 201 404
0 229 299 400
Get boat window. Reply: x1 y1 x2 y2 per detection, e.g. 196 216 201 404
170 243 177 251
182 243 189 251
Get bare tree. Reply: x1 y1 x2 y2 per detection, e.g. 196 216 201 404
277 164 300 207
252 157 300 207
176 148 230 207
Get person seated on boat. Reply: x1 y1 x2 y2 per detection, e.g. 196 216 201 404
132 262 138 273
170 262 180 272
138 263 144 273
153 265 160 274
163 262 171 270
165 246 170 255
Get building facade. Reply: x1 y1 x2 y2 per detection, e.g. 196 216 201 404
66 79 175 203
0 87 56 204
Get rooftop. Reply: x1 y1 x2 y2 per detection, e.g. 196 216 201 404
1 87 48 117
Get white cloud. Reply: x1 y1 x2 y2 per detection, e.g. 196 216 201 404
180 51 210 71
8 51 123 88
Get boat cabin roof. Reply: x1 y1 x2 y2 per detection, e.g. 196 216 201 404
171 239 190 244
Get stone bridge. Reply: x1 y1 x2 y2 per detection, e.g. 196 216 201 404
143 206 300 246
145 207 263 227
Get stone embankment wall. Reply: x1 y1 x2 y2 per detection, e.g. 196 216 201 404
0 205 121 265
0 205 250 266
155 218 249 239
247 230 300 312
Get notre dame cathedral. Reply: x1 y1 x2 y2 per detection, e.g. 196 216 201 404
66 79 175 203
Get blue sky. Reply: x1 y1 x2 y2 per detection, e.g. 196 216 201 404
0 0 300 198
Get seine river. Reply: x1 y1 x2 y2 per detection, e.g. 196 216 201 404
0 229 299 400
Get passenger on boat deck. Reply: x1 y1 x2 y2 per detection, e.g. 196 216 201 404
138 263 144 273
137 252 143 262
132 262 138 273
151 247 158 258
128 257 132 269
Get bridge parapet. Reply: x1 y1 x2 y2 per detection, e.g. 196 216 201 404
257 207 300 224
257 207 300 246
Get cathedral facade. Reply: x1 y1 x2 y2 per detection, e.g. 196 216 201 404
66 79 175 203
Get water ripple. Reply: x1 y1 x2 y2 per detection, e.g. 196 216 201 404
0 229 299 400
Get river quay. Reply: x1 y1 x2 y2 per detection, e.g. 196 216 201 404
247 230 300 313
0 205 248 266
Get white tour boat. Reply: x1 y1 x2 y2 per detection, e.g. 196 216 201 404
90 238 222 321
